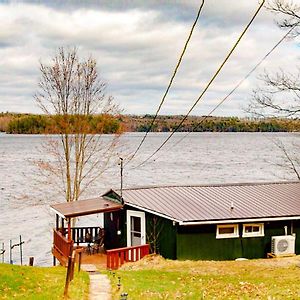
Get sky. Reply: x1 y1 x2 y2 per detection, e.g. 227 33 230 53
0 0 299 116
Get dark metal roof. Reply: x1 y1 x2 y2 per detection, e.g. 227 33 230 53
50 197 122 218
111 181 300 223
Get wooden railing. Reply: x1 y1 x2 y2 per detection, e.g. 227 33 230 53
72 227 103 245
53 229 74 259
60 227 103 245
106 244 150 270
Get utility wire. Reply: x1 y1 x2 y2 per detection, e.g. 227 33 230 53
170 24 296 149
125 0 205 166
132 0 265 169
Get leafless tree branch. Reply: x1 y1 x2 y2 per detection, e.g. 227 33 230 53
35 47 122 204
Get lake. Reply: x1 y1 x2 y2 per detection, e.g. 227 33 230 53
0 132 299 265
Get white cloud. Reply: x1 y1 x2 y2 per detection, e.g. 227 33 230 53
0 1 299 116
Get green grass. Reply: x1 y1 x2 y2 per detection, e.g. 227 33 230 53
107 255 300 299
0 263 89 300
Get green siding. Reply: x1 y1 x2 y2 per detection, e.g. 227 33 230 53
104 204 300 260
240 237 265 259
294 220 300 254
145 213 177 259
177 224 242 260
177 221 300 260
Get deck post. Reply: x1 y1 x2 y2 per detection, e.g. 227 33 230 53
56 214 59 230
61 218 65 234
67 218 71 241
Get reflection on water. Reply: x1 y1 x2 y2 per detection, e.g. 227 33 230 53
0 132 299 265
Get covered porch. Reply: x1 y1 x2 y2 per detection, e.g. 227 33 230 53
50 196 149 269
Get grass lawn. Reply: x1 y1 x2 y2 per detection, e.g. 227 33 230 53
107 255 300 299
0 263 89 300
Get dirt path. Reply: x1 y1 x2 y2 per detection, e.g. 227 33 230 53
81 264 111 300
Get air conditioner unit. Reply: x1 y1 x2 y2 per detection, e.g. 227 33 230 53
271 235 295 256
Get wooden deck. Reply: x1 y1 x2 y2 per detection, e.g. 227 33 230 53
80 251 107 268
52 226 105 266
53 244 107 268
52 227 150 269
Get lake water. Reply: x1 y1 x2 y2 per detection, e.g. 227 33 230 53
0 132 299 266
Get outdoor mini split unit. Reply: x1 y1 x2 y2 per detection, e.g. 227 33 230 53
271 235 296 256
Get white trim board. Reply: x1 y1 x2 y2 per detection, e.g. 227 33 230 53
50 207 67 219
180 216 300 226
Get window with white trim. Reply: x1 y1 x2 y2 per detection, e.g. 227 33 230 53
216 224 239 239
242 223 264 237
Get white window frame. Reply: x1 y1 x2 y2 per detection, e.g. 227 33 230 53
216 224 239 239
242 223 264 238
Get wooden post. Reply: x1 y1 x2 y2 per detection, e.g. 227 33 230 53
56 214 59 230
29 257 34 266
1 242 4 263
77 249 83 273
64 250 76 297
19 235 23 266
70 251 76 281
64 256 72 297
68 218 71 242
9 240 12 264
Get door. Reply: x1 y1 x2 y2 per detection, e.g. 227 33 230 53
127 210 146 247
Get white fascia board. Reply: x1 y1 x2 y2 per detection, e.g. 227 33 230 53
125 203 181 223
50 207 66 219
179 216 300 226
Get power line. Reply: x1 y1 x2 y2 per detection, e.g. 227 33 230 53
131 0 265 169
125 0 205 166
170 25 296 149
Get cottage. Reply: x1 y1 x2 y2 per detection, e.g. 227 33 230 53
103 181 300 260
51 181 300 266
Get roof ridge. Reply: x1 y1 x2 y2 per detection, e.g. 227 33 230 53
120 180 300 191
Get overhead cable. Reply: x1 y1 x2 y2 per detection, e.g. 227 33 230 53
132 0 265 169
125 0 205 166
170 24 296 148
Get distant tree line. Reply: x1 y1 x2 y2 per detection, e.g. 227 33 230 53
123 115 300 133
184 117 300 133
1 113 121 134
1 113 299 134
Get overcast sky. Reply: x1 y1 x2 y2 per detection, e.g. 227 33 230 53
0 0 299 116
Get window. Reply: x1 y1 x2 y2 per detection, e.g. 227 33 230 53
242 223 264 237
216 224 239 239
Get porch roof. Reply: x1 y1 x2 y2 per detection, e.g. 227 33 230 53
50 197 123 218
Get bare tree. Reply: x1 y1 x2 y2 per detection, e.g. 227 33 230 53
35 47 122 203
249 69 300 117
248 1 300 117
146 216 164 254
273 139 300 180
249 1 300 180
267 0 300 31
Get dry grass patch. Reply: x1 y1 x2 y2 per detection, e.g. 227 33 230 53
107 255 300 299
